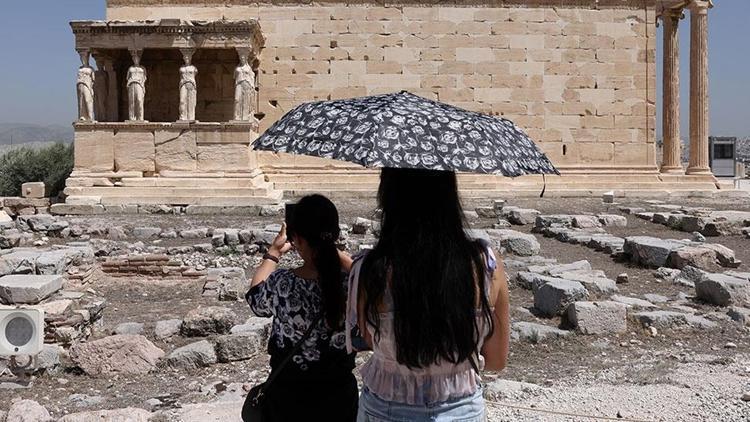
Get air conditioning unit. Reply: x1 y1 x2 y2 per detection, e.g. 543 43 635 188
0 309 45 356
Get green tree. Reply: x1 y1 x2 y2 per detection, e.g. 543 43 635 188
0 143 73 197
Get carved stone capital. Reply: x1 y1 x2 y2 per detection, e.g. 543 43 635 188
180 48 196 64
76 48 91 67
688 0 713 14
129 49 144 65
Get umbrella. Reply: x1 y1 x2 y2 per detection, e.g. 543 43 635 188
253 91 558 177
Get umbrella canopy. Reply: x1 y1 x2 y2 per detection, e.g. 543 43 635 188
253 91 558 177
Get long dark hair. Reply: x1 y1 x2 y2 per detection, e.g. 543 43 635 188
287 194 344 330
360 168 494 368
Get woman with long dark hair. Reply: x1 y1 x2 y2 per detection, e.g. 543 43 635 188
347 168 511 421
245 194 358 421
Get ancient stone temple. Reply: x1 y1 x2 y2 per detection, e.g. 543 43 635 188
65 0 723 208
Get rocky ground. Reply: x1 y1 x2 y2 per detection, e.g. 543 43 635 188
0 196 749 421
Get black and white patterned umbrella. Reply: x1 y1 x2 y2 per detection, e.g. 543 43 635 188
253 91 558 177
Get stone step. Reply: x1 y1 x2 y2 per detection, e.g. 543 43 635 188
64 187 279 198
0 274 64 305
118 177 267 188
99 195 282 206
273 181 719 191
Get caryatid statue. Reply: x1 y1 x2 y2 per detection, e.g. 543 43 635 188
76 50 95 122
179 49 198 121
233 49 256 121
127 50 147 121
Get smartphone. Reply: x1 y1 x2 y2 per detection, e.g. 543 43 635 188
285 202 297 227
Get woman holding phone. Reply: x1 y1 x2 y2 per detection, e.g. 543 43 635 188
244 194 358 421
347 168 511 422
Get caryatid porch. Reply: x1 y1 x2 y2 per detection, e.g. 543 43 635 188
66 20 281 209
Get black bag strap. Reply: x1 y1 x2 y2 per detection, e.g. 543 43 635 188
262 313 323 391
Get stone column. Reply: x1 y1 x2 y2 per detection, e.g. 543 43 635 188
233 47 256 122
105 59 119 122
92 52 110 122
660 9 683 173
178 48 198 122
686 0 712 175
76 49 95 122
127 49 147 122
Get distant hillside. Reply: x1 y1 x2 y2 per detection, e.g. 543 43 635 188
0 123 73 145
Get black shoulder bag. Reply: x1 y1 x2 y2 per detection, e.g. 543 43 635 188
242 314 322 422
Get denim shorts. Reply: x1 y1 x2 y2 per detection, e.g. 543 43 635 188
357 387 486 422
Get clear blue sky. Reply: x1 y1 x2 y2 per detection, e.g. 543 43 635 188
0 0 748 138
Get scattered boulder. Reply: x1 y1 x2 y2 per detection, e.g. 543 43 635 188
632 311 689 329
667 246 719 270
616 273 629 284
113 322 145 335
727 307 750 326
598 215 627 227
181 306 237 337
6 399 52 422
624 236 689 268
69 335 164 375
68 394 105 408
566 301 627 335
475 207 496 218
511 321 571 343
556 271 617 295
214 332 266 363
643 294 669 303
611 295 656 309
0 274 64 304
132 227 162 239
506 208 540 225
695 273 750 306
352 217 374 235
163 340 217 369
528 260 591 276
572 215 601 229
180 228 209 239
154 319 183 340
486 229 540 257
534 279 589 317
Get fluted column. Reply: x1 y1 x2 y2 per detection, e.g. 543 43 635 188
687 0 712 175
660 9 683 173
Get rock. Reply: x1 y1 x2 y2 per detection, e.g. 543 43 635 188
194 243 213 253
107 226 128 240
132 227 162 239
528 260 591 276
238 229 254 244
475 207 496 218
160 230 178 239
251 229 277 246
556 270 618 295
514 272 538 290
534 279 589 317
602 191 615 203
215 332 266 363
68 394 105 408
506 208 540 225
598 214 627 227
224 229 240 247
616 273 629 284
211 231 226 247
6 399 52 422
20 214 56 232
623 236 689 268
35 344 61 373
644 294 669 303
654 267 681 282
511 321 570 343
611 295 657 308
154 319 183 339
113 322 145 335
493 219 512 229
492 199 506 215
695 273 750 306
619 207 645 215
667 246 718 270
0 230 22 249
144 398 162 411
692 232 706 242
702 244 741 268
180 228 209 239
685 314 718 329
727 306 750 326
58 408 152 422
534 214 574 229
572 215 601 229
163 340 217 369
632 311 690 329
742 392 750 402
635 212 655 221
69 335 164 375
566 301 628 335
351 217 374 235
0 210 14 229
486 229 540 257
260 204 284 216
181 306 236 337
0 274 64 304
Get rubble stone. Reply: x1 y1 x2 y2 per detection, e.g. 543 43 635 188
58 408 152 422
506 208 540 225
114 322 145 335
154 319 183 340
163 340 217 369
0 274 64 304
69 335 164 375
6 399 52 422
534 279 589 316
623 236 689 268
632 311 690 329
598 214 627 227
511 321 571 343
695 273 750 306
181 306 236 337
566 301 628 335
727 306 750 326
486 229 540 257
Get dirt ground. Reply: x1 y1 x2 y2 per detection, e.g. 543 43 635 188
1 196 749 421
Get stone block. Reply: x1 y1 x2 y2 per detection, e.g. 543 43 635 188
50 204 106 215
113 131 155 172
695 273 750 307
486 229 540 257
181 306 237 337
21 182 46 199
623 236 689 268
74 129 114 172
534 279 589 317
155 130 198 172
69 335 164 375
506 208 540 225
197 144 252 172
163 340 217 369
0 275 64 304
566 301 627 335
59 409 152 422
511 321 570 343
631 311 689 329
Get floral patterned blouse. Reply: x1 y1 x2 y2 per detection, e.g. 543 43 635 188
246 269 355 374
